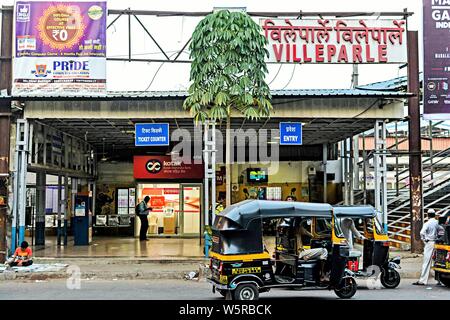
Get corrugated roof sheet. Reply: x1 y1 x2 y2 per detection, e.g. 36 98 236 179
0 77 413 99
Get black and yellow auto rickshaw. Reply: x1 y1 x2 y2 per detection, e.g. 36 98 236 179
207 200 357 300
332 206 401 289
433 215 450 287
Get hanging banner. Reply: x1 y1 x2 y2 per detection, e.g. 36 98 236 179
260 19 407 64
423 0 450 119
12 0 107 96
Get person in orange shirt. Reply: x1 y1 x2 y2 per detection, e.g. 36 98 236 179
4 241 33 268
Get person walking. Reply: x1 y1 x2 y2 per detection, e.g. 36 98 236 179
413 209 440 286
136 196 152 241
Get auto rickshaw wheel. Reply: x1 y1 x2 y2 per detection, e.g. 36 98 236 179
437 273 450 287
233 284 259 301
380 268 401 289
334 277 357 299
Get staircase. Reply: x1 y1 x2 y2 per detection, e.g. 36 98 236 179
387 146 450 249
339 145 450 250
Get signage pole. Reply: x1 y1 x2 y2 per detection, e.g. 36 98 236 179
407 31 423 254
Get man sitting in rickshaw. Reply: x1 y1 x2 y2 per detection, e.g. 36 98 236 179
295 219 329 281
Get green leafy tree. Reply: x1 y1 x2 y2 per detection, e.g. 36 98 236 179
183 10 273 206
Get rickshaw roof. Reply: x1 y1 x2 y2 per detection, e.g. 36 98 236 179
332 205 377 218
214 200 333 229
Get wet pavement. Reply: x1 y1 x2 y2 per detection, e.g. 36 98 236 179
30 236 205 258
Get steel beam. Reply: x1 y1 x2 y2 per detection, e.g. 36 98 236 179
0 6 12 263
407 31 423 254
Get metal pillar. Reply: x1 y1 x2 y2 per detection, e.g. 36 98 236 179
348 137 354 205
70 178 78 244
203 122 216 257
407 30 423 254
362 132 367 205
203 121 217 225
57 175 62 245
35 171 46 246
341 141 348 204
374 120 388 232
225 118 231 207
429 121 434 184
63 175 69 245
0 4 13 263
322 143 327 203
352 135 360 194
12 119 29 252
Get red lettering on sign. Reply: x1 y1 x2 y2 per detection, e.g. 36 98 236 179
365 44 375 62
327 44 336 62
315 44 324 62
286 43 291 62
337 45 348 62
303 45 312 62
273 44 283 62
352 45 363 63
378 45 388 63
292 44 301 62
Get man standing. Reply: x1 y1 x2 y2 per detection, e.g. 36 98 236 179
136 196 152 241
413 209 440 286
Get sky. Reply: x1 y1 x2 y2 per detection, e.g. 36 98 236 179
0 0 424 91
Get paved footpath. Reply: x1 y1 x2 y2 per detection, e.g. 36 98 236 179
0 278 449 300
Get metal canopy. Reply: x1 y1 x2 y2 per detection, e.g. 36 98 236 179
35 116 378 155
214 199 333 229
332 205 377 218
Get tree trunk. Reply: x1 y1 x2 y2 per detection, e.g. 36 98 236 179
226 115 232 207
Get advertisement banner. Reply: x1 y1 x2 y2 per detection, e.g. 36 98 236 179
423 0 450 119
12 0 107 96
260 19 407 64
134 156 204 180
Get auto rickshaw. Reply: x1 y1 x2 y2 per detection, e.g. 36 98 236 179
207 200 358 300
332 206 401 289
433 215 450 287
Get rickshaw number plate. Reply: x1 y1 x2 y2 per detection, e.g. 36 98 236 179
231 267 262 274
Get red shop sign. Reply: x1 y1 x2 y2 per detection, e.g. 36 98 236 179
134 156 204 180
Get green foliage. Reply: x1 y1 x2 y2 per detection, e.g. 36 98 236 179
183 10 272 123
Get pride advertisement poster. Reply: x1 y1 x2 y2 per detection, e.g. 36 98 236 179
12 0 107 96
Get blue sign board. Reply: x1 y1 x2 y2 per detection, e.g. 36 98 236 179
135 123 169 146
279 122 302 145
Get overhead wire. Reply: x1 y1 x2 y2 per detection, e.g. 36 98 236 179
280 64 297 90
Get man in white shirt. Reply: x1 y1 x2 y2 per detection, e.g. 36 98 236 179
413 209 440 285
341 218 366 250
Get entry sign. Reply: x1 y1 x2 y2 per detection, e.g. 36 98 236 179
135 123 169 146
279 122 302 145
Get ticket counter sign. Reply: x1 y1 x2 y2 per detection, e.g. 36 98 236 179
135 123 169 146
12 0 107 96
279 122 302 145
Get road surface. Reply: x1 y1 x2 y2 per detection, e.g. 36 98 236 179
0 278 449 300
